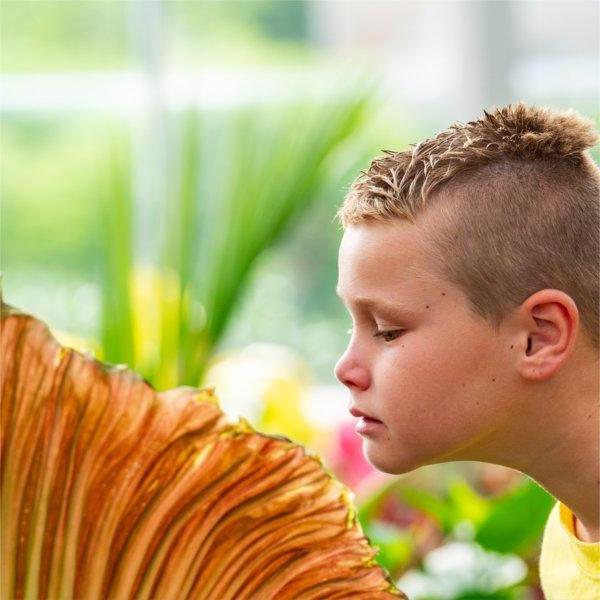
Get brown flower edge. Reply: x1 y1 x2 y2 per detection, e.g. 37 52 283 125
1 299 406 600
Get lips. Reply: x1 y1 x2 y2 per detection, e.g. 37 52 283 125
349 405 382 422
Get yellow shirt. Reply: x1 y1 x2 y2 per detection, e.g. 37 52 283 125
539 501 600 599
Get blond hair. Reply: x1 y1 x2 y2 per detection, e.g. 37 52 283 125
336 102 600 350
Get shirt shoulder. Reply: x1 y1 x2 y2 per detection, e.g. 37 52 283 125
539 501 600 600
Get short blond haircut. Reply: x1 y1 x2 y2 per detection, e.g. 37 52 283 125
336 102 600 350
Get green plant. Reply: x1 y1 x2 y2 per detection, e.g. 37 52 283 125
357 473 554 597
100 88 374 389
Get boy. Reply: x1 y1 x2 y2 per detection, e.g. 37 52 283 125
333 102 599 599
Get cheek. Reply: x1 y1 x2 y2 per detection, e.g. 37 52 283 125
378 332 458 393
364 327 510 472
377 330 495 427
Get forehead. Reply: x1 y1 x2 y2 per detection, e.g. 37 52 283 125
337 221 437 300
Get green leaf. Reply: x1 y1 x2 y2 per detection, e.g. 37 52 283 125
99 125 134 367
475 478 554 554
182 91 372 386
364 520 413 575
447 476 492 528
99 83 375 389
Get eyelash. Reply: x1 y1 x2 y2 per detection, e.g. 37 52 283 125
374 329 404 342
346 328 404 343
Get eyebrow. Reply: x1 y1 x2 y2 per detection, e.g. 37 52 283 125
335 286 418 318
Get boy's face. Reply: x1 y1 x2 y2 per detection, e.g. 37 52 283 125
334 219 519 475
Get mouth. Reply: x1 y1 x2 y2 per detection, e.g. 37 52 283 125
354 416 385 435
349 405 382 422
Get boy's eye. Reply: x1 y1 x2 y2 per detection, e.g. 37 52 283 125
373 329 403 342
346 327 404 343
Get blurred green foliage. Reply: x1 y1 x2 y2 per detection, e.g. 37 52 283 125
1 116 107 275
96 90 374 389
0 1 130 72
0 99 421 381
357 474 554 599
0 0 312 72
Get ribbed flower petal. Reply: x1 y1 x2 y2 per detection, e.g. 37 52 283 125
1 301 406 600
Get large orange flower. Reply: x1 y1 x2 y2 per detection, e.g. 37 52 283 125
1 300 406 600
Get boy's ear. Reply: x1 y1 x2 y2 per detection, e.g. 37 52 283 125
516 289 579 381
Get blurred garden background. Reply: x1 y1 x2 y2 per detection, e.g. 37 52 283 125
1 1 598 598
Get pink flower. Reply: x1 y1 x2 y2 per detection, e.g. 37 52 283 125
329 419 380 490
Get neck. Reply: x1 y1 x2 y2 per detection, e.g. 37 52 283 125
468 361 600 542
520 407 600 542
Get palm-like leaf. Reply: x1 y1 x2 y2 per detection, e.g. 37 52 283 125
1 300 405 599
183 97 371 387
100 88 374 389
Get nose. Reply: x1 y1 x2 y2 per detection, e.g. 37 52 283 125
334 351 370 391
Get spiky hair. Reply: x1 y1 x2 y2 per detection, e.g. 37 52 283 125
337 102 600 349
338 102 599 225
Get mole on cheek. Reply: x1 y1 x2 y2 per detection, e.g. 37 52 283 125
426 305 430 309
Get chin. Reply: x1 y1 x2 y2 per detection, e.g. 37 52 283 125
363 441 423 475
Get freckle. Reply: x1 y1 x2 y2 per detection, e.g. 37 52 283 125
492 378 496 382
510 345 514 349
441 292 446 296
426 305 430 309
